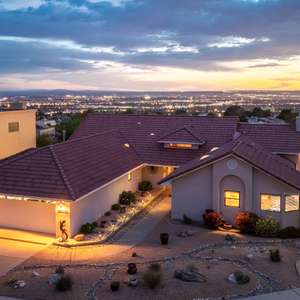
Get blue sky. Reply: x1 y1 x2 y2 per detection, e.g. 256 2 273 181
0 0 300 90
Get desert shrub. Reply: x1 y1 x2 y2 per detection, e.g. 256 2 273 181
278 226 300 239
235 211 259 234
80 222 97 234
182 214 192 225
143 269 162 289
55 275 73 292
55 266 65 275
104 211 111 216
111 203 121 211
203 209 224 229
138 180 153 192
233 270 250 284
255 216 280 237
269 249 281 262
119 191 136 205
149 263 161 272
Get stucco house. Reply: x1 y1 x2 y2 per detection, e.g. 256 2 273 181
1 114 300 238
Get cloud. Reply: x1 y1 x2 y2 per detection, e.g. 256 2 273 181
0 0 300 90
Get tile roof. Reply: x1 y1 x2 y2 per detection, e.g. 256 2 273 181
71 114 239 166
238 123 300 154
157 126 205 144
0 130 142 200
159 135 300 191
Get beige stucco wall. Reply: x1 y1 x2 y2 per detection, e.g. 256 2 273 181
0 198 55 234
142 166 166 187
172 165 212 221
0 110 36 159
170 155 300 227
70 166 142 235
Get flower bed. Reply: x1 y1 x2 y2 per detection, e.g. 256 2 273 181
56 187 165 247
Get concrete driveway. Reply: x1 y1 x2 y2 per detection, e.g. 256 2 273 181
0 228 54 276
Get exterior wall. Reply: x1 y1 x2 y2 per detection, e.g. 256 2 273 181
171 165 212 221
142 166 166 187
0 198 55 234
0 110 36 159
170 155 300 227
252 170 300 228
70 167 142 235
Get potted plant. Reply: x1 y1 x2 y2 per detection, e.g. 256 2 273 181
110 281 120 292
127 263 137 275
160 233 169 245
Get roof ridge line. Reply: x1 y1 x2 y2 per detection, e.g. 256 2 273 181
49 145 76 200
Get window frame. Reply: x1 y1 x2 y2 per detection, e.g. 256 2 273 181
8 121 20 133
284 194 300 212
260 193 281 212
224 190 240 208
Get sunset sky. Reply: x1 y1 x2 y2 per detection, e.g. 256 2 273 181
0 0 300 91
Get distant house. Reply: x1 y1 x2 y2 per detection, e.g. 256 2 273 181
0 109 36 159
1 114 300 238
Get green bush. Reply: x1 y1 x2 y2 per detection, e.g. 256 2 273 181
182 214 192 225
119 191 136 205
138 180 153 192
79 222 97 234
255 216 280 237
143 269 162 289
111 203 121 211
149 263 161 272
235 211 259 234
278 226 300 239
55 275 73 292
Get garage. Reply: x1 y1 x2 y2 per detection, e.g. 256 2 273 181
0 198 56 235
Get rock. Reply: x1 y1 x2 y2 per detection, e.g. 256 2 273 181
296 260 300 277
174 269 206 283
128 278 139 287
74 234 85 241
227 273 237 284
32 271 40 277
13 280 26 289
48 273 61 285
132 252 137 257
245 254 254 261
225 234 237 242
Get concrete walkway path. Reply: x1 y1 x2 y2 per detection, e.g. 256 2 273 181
242 288 300 299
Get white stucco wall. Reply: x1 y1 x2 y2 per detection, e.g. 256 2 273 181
171 165 212 221
70 167 142 235
0 198 55 234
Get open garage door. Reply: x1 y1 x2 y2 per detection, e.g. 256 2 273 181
0 198 56 234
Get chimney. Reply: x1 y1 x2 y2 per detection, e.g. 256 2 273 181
296 113 300 132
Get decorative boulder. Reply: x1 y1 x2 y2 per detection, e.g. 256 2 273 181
74 234 85 242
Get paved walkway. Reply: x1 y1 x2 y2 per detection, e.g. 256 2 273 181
242 288 300 299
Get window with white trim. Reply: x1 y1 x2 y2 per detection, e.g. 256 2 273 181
260 194 281 212
285 195 299 212
224 190 240 207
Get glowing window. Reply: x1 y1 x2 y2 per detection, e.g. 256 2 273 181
127 172 132 181
285 195 299 212
260 194 281 212
224 191 240 207
167 143 193 149
8 122 19 133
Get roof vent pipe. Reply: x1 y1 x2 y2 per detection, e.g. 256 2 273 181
296 113 300 132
